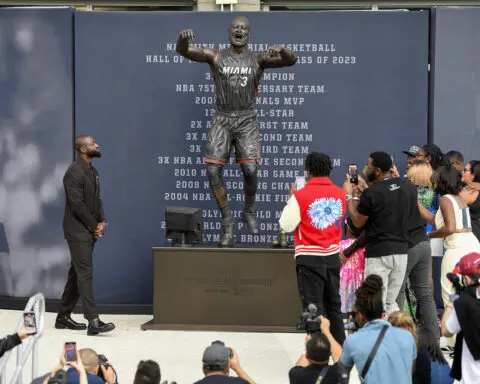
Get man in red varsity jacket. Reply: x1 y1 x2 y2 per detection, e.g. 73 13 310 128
279 152 346 345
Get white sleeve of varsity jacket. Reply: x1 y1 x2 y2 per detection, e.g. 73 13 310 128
279 195 301 233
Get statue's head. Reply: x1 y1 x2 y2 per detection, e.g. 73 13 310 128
229 16 250 48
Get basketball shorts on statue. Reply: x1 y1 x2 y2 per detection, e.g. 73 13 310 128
204 110 260 165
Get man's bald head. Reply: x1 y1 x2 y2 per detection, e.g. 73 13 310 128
230 16 250 29
79 348 99 373
75 135 93 152
74 135 101 158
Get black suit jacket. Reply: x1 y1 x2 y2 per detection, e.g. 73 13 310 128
63 157 106 242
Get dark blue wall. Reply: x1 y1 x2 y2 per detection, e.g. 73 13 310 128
0 7 74 299
431 7 480 161
74 11 428 304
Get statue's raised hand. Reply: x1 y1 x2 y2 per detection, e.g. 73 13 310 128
179 29 195 42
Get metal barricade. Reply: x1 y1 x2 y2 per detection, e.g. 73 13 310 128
0 293 45 384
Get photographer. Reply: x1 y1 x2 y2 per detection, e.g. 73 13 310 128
194 342 255 384
339 275 417 383
441 252 480 383
289 316 345 384
68 349 116 384
343 152 417 316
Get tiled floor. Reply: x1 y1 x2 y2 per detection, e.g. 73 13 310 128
0 309 454 384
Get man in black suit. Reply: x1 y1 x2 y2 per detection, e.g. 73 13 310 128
55 135 114 335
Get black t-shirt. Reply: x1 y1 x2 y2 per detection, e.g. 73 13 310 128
357 177 417 258
288 363 343 384
194 375 249 384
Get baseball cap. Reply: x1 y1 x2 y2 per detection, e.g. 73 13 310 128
452 252 480 275
202 343 231 366
402 145 420 157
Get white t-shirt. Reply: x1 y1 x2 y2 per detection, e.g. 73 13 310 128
446 309 480 384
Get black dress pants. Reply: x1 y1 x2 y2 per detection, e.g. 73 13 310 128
296 253 345 346
58 240 98 321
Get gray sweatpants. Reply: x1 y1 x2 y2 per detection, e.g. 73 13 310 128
364 254 408 316
396 241 440 339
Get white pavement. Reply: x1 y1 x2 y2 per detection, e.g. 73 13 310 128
1 309 455 384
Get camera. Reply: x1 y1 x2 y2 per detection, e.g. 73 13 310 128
344 321 357 332
447 273 464 302
296 304 322 334
97 354 114 382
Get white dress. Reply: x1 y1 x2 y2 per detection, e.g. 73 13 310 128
435 194 480 307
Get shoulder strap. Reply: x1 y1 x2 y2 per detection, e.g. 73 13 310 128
314 365 330 384
360 325 389 381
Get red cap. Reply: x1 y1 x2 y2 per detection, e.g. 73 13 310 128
452 252 480 275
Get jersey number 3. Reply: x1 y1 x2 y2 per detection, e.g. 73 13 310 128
240 76 248 87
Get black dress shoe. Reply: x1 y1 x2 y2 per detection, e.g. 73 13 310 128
55 315 87 330
87 318 115 336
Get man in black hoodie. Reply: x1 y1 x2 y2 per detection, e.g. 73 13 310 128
442 252 480 383
0 328 30 358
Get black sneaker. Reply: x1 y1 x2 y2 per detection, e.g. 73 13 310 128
219 216 235 248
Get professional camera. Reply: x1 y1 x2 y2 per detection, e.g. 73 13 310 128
97 354 117 382
296 304 322 334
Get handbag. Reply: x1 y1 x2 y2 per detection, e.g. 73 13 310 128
359 324 389 383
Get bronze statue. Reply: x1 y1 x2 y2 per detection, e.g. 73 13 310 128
176 16 297 247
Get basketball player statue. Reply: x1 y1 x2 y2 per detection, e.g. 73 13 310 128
176 16 297 248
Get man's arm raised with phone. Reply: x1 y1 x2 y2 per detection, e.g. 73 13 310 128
176 29 218 65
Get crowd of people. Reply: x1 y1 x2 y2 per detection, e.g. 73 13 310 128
2 143 480 384
280 145 480 383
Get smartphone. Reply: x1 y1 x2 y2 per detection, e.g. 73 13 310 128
23 312 37 335
64 342 77 363
389 154 395 164
348 164 358 185
295 176 306 190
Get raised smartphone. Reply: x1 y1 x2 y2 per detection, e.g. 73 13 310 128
64 342 77 363
23 312 37 335
348 164 358 185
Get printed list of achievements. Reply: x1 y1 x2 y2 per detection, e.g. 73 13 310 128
148 41 357 245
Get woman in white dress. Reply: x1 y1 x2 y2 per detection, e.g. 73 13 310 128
419 165 480 307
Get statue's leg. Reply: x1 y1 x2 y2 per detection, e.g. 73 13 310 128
204 113 236 247
233 113 260 234
240 162 259 234
206 163 235 247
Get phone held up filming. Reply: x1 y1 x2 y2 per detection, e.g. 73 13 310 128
64 342 77 363
23 312 37 335
348 164 358 185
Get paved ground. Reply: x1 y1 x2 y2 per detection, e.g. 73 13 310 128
0 309 455 384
